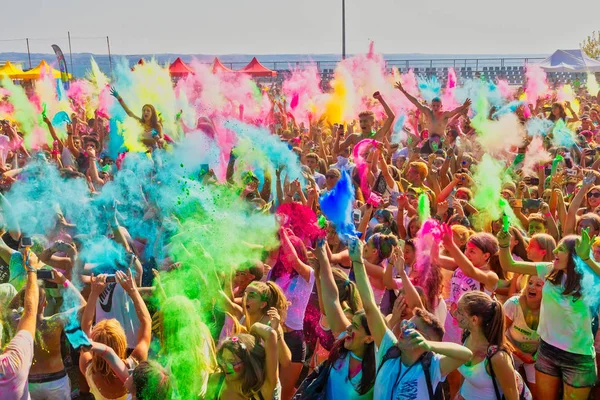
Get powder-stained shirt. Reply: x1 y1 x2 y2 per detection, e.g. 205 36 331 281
0 331 34 400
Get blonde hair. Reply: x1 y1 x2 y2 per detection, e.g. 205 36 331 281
244 281 289 330
91 319 127 377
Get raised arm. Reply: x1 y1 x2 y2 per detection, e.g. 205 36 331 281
576 228 600 278
250 322 279 397
279 228 313 282
111 87 140 121
565 173 594 235
349 237 387 346
441 225 498 291
116 268 151 363
373 92 395 141
81 274 107 336
315 241 351 337
445 99 472 119
42 115 64 151
16 250 39 337
87 341 129 383
395 81 428 113
496 231 538 276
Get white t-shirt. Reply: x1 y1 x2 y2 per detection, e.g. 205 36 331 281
536 263 595 356
503 296 540 356
444 269 482 344
95 283 141 348
325 333 373 400
374 329 445 400
0 330 33 400
275 269 315 331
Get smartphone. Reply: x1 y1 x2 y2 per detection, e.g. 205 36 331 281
352 209 362 224
529 177 540 185
510 198 523 208
20 236 33 248
37 270 55 280
566 169 577 177
564 156 573 169
198 164 209 177
544 166 552 176
448 196 454 208
523 199 542 209
106 274 117 283
589 149 597 156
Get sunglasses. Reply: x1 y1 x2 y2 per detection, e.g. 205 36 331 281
587 192 600 198
325 175 338 179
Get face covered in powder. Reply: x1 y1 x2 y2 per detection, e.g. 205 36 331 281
343 313 372 352
218 348 244 381
552 240 570 270
524 276 544 304
243 286 266 315
142 106 153 123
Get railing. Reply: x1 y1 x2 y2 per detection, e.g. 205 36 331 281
216 57 547 73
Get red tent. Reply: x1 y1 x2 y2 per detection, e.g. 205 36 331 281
211 57 236 74
238 57 277 77
169 57 194 77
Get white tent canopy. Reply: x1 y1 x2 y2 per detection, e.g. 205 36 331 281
537 49 600 72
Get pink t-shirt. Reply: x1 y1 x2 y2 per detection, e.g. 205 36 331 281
0 330 34 400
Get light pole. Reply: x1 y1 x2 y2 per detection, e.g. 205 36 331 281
342 0 346 59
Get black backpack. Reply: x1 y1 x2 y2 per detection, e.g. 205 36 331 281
377 346 445 400
292 359 332 400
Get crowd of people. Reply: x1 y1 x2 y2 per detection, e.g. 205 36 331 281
0 52 600 400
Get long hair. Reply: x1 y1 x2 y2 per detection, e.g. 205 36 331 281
460 292 507 349
331 268 363 313
90 319 128 377
509 227 529 261
142 104 161 133
530 234 556 262
217 334 266 398
368 233 398 263
326 311 375 395
468 232 504 279
244 281 289 328
548 102 567 122
418 265 443 312
546 235 582 297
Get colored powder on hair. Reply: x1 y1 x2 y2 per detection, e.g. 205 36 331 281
319 169 357 240
491 100 524 119
276 203 326 247
474 113 526 156
282 66 324 126
414 218 442 286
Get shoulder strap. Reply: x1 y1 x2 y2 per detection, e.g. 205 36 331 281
376 345 401 377
486 347 503 400
420 352 435 400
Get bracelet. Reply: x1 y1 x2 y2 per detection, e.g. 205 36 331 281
543 212 552 218
63 280 70 288
499 245 510 249
101 346 108 357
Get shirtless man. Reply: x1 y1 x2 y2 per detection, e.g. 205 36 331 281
334 91 395 154
8 267 86 400
395 81 471 153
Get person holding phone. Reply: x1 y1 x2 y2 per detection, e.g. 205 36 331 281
0 247 39 400
79 269 151 400
7 268 87 400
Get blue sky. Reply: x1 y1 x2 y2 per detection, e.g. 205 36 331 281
1 0 599 55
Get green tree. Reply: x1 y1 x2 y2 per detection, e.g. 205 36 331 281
581 31 600 59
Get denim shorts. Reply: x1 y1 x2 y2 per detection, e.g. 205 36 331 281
284 330 306 363
535 340 597 388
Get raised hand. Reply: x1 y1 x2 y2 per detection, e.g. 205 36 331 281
497 229 512 248
394 81 405 92
348 237 364 263
109 87 120 99
266 307 281 332
116 268 136 294
576 228 595 261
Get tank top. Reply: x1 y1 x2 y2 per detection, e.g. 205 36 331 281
503 296 540 355
85 358 136 400
458 358 499 400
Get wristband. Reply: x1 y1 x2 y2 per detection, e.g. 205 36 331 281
63 280 70 288
543 212 552 218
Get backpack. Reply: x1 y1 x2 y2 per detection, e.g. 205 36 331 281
292 359 332 400
377 346 445 400
486 346 531 400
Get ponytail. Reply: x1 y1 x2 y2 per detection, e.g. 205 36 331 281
461 292 508 349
